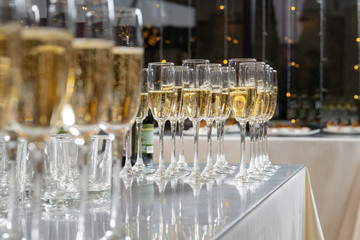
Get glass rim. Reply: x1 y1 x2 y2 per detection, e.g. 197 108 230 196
228 58 256 62
148 62 174 66
182 59 210 64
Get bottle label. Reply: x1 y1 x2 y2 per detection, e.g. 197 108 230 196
135 123 154 154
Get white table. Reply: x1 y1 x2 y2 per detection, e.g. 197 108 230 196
154 133 357 240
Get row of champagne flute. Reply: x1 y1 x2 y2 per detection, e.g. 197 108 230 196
130 59 278 186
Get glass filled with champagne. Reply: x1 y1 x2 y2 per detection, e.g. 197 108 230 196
132 68 152 175
201 63 222 179
100 7 144 240
12 1 76 239
214 66 233 174
227 59 257 185
147 62 176 180
263 68 279 170
166 66 183 176
181 59 210 184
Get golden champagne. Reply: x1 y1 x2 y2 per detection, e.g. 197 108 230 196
219 91 231 119
261 91 270 119
207 90 221 118
71 38 113 131
229 87 256 119
17 27 73 137
252 90 267 118
168 86 181 119
0 23 20 129
149 89 175 120
182 88 210 120
107 47 144 128
135 93 148 121
266 87 278 119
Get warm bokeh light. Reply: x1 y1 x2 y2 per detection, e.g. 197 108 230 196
291 119 296 124
295 64 300 68
356 38 360 43
156 3 160 8
62 104 75 127
223 59 228 65
220 5 224 10
227 36 232 41
233 39 239 44
162 59 167 63
354 95 359 100
354 65 359 70
291 6 296 11
286 92 291 97
291 61 296 66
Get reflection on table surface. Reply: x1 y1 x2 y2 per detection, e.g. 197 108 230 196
0 165 304 240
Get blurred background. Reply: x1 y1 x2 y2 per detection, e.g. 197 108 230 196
116 0 360 128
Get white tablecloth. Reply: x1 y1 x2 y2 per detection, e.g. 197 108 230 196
153 135 325 240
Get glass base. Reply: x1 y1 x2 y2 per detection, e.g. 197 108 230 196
132 162 155 176
100 231 131 240
166 162 183 177
119 165 134 178
213 162 235 174
181 169 214 185
146 165 174 181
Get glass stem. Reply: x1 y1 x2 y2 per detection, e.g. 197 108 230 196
206 120 213 168
7 160 20 236
29 146 44 240
264 121 269 164
170 120 177 166
158 121 166 171
76 145 89 240
136 121 144 165
124 127 132 169
220 120 226 161
109 133 126 236
216 120 221 164
238 121 247 176
255 122 260 170
178 119 185 164
193 120 200 174
248 121 256 173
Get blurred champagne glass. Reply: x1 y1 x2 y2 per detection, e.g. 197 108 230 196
11 0 76 239
0 0 24 238
101 6 144 240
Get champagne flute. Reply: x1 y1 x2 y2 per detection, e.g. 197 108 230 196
133 68 151 175
166 66 183 176
227 60 257 184
177 67 193 173
69 1 114 239
101 6 143 240
263 69 279 170
258 65 274 174
0 0 23 237
181 60 210 184
214 67 233 174
147 62 175 180
11 1 76 239
248 62 270 179
223 58 256 172
202 64 222 179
